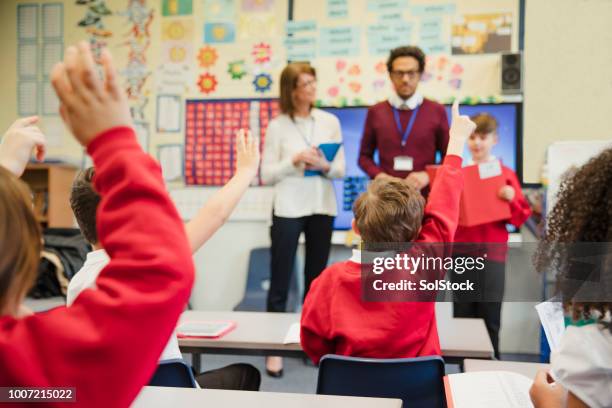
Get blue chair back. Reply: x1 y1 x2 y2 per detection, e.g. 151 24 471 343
149 359 198 388
316 355 446 408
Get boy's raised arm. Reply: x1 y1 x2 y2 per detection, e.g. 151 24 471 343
417 101 475 243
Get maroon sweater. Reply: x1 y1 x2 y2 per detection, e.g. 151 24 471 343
358 99 449 179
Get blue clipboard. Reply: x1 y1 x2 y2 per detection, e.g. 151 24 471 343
304 142 342 177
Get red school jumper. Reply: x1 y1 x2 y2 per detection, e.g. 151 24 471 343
0 128 194 408
453 165 531 261
300 155 463 364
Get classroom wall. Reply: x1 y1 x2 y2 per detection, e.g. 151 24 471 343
523 0 612 183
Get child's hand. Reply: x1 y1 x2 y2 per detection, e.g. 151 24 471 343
235 128 259 178
499 185 515 202
529 370 566 408
447 100 476 157
404 171 429 190
51 42 132 146
0 116 46 176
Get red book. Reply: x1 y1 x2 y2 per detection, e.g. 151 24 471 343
427 161 511 227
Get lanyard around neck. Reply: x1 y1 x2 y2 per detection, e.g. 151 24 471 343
292 116 315 146
393 105 419 147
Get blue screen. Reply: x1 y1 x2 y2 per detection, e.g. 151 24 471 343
322 103 520 230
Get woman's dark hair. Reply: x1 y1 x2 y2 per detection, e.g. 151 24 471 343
386 46 426 73
534 148 612 328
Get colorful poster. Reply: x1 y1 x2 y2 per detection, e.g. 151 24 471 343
204 22 236 43
452 13 513 55
184 99 279 186
162 0 192 16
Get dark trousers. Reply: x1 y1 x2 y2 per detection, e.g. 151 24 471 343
452 259 505 359
267 214 334 313
196 363 261 390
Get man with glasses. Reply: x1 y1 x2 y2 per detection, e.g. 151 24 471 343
358 46 449 194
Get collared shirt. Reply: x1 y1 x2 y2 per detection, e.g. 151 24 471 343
261 108 346 218
66 249 182 362
388 91 424 110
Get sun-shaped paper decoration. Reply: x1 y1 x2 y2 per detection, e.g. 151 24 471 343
227 60 247 80
169 45 187 63
198 73 218 94
252 73 273 93
198 46 218 68
251 42 272 65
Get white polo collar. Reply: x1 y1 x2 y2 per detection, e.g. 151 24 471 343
388 91 424 110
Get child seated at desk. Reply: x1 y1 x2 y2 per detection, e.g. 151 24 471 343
67 132 261 390
0 42 194 406
530 148 612 408
300 102 476 364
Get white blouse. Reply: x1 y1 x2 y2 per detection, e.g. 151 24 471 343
261 109 345 218
550 323 612 408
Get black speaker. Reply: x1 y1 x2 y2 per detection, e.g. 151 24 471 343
501 52 522 94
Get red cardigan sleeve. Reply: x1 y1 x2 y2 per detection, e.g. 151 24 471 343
0 127 194 407
505 168 531 227
358 108 383 178
416 154 464 244
300 271 335 364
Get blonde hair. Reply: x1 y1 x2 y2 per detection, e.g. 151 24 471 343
353 178 425 243
0 166 41 313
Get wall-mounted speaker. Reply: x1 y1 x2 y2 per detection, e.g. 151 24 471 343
501 52 522 94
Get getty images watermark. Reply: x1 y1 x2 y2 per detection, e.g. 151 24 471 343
358 242 612 303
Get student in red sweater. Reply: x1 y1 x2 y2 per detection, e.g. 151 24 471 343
0 42 194 407
300 102 476 364
453 113 531 359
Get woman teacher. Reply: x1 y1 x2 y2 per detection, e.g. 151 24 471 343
261 62 345 377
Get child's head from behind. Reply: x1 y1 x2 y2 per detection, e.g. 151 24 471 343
0 166 41 315
70 167 100 246
353 177 425 243
468 113 498 163
534 148 612 325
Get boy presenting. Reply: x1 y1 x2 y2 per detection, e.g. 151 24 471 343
300 102 475 364
453 113 531 359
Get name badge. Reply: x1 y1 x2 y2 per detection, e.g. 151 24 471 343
478 160 502 179
393 156 414 171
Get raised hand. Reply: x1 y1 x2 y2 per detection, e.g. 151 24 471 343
235 128 260 178
50 42 132 146
0 116 47 176
447 100 476 157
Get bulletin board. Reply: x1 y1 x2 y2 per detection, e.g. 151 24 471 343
290 0 520 106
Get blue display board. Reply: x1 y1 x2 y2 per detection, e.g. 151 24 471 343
322 103 521 230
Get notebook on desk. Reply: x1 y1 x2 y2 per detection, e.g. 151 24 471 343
177 321 236 339
445 371 534 408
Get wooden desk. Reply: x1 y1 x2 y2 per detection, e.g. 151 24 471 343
178 311 494 372
131 387 402 408
464 359 550 378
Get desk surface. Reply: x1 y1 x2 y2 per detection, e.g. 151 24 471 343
464 359 550 379
131 387 402 408
178 311 494 359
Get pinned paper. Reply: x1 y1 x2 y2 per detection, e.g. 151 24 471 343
411 4 456 16
375 61 386 74
158 144 183 182
372 79 386 91
452 13 513 55
198 46 219 68
327 86 339 97
348 64 361 76
253 73 273 93
204 22 236 44
319 27 360 57
227 60 247 79
327 0 349 19
156 95 182 133
241 0 274 12
42 3 63 40
18 81 38 116
203 0 235 19
448 78 462 90
161 42 194 64
336 60 347 72
42 82 60 115
367 0 407 13
197 73 218 94
252 42 272 64
162 20 194 41
348 82 362 93
162 0 193 16
286 20 317 35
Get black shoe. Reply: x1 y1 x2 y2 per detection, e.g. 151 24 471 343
266 368 283 378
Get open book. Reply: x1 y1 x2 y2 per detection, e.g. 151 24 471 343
445 371 534 408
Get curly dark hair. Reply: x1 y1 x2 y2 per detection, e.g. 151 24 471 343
534 148 612 327
386 46 426 74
